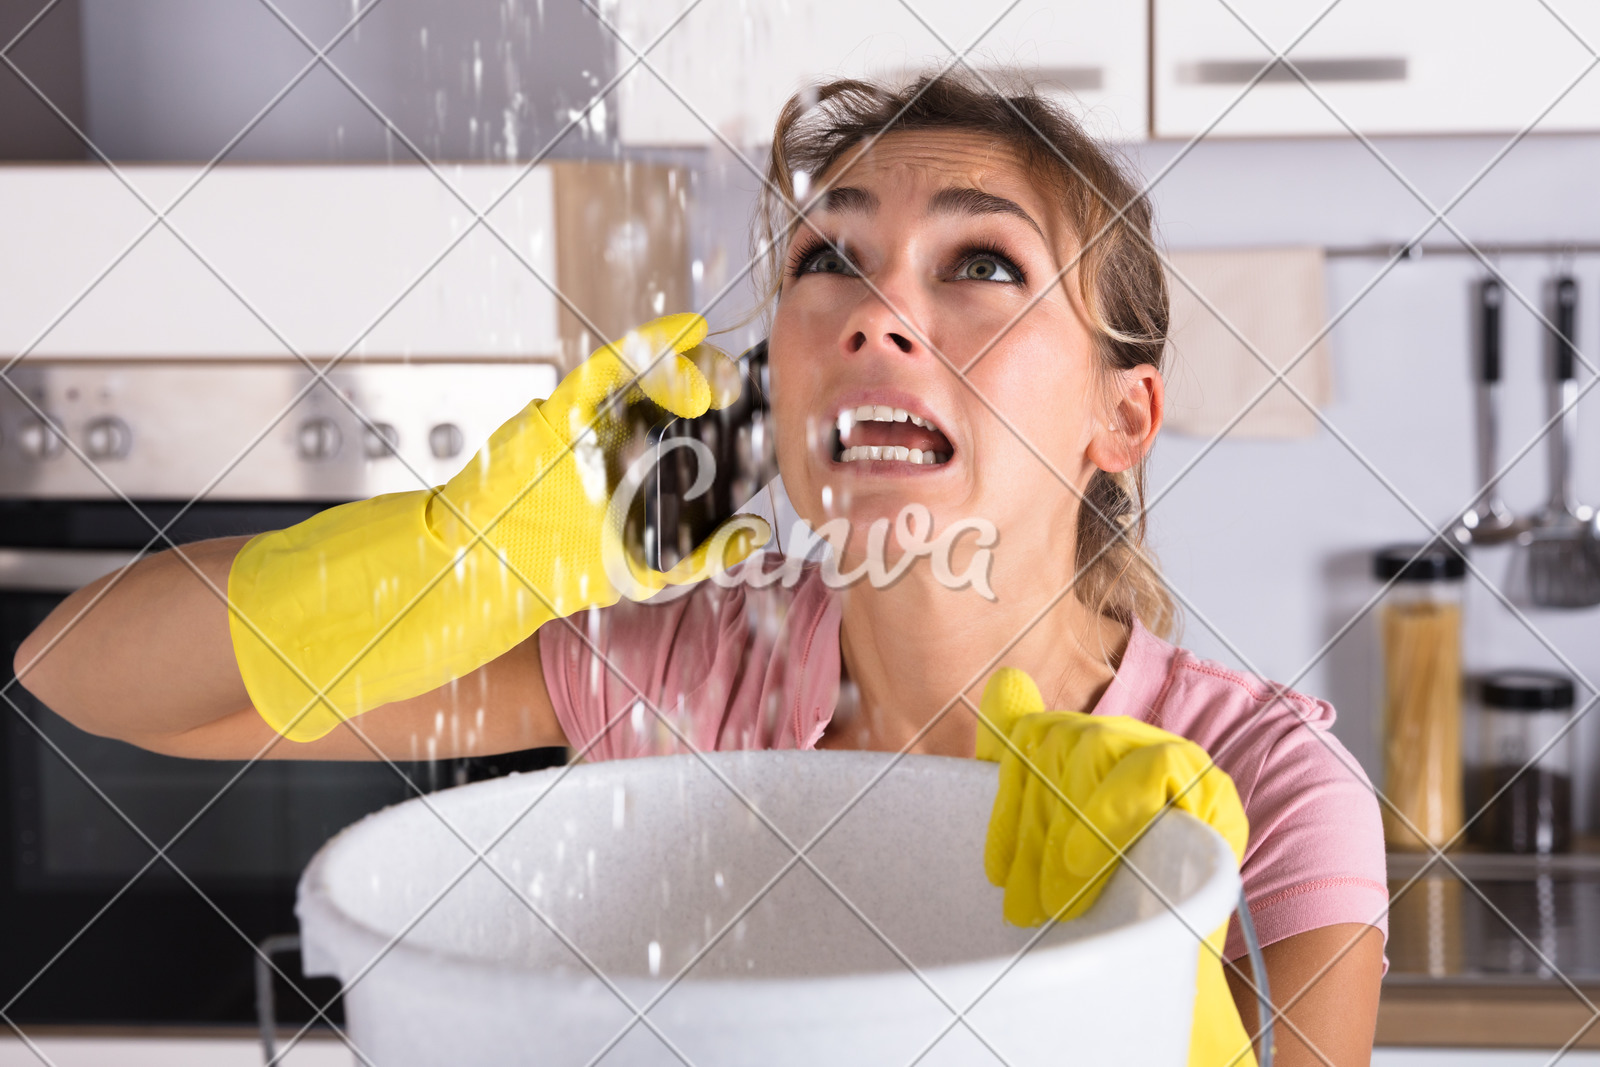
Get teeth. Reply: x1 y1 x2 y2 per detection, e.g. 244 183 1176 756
836 445 949 465
832 404 950 465
839 406 939 430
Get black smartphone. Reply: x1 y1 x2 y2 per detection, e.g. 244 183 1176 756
619 339 777 574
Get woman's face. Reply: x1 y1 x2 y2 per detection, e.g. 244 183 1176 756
769 129 1134 572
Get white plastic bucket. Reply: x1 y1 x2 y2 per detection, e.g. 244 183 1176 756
298 750 1240 1066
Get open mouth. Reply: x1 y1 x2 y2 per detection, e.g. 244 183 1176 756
831 405 954 467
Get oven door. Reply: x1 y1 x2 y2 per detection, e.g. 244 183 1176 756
1 508 560 1026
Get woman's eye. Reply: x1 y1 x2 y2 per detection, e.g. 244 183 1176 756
956 254 1019 283
799 248 856 275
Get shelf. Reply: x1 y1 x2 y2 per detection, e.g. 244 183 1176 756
1388 844 1600 882
1377 983 1600 1050
1384 843 1600 987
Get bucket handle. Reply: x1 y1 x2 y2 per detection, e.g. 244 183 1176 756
1236 893 1274 1067
255 932 301 1066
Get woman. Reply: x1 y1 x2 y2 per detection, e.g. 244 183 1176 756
16 74 1386 1064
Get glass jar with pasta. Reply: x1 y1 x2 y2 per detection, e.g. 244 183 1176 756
1374 543 1466 852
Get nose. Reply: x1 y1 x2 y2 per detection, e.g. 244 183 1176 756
840 280 929 361
846 327 914 355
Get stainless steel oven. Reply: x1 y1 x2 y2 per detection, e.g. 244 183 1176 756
1 359 563 1026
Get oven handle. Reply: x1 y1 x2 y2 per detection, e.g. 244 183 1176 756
0 548 136 592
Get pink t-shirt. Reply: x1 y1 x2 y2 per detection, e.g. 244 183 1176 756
540 560 1390 960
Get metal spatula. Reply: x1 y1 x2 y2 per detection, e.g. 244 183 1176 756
1525 276 1600 608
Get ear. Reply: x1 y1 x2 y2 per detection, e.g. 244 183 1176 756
1085 364 1163 474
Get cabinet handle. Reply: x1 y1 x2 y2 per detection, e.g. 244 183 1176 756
936 66 1106 93
1178 57 1407 85
1031 65 1105 92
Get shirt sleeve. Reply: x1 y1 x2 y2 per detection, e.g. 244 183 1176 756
1226 700 1390 964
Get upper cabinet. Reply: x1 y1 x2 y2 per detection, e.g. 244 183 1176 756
1154 0 1600 137
612 0 1600 144
612 0 1149 146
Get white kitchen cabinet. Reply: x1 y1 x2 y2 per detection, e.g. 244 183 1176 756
0 166 557 360
612 0 1148 145
0 163 688 366
1154 0 1600 138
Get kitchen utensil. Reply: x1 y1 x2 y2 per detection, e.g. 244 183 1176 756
1524 276 1600 608
1458 279 1525 543
297 751 1245 1067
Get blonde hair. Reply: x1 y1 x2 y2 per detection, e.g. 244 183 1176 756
752 70 1177 639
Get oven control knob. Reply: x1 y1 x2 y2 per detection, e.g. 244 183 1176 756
17 416 64 460
84 416 132 460
428 422 464 460
363 422 400 459
296 417 342 461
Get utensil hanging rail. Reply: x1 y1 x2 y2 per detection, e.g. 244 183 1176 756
1324 241 1600 259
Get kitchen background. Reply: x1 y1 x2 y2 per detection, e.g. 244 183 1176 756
3 0 1599 1063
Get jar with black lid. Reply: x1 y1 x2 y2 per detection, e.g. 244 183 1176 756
1473 670 1576 854
1374 543 1466 851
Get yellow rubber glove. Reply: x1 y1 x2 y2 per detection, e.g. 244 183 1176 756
975 668 1258 1067
229 313 769 742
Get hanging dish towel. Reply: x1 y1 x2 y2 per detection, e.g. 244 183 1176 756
1162 246 1332 439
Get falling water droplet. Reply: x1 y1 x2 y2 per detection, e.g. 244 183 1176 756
648 940 661 976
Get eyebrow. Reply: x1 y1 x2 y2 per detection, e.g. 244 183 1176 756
815 185 879 215
811 184 1044 241
926 186 1045 240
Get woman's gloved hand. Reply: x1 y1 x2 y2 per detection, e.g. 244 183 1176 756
229 313 769 742
974 667 1258 1067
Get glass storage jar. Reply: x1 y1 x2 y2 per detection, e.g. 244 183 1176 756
1474 670 1576 854
1374 543 1465 852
